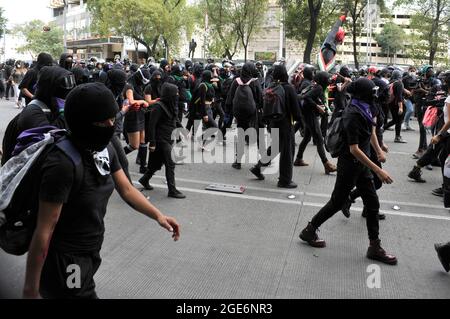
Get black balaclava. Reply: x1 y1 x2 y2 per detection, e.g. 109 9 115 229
314 71 331 90
339 65 351 79
241 62 258 81
71 66 89 86
171 65 183 78
34 66 76 113
106 69 127 96
272 65 289 83
65 83 119 152
193 63 204 79
201 70 213 83
132 67 151 86
303 66 315 81
347 78 376 103
159 83 178 118
391 70 402 82
59 53 73 70
36 52 54 71
160 59 170 73
185 60 193 72
150 70 162 97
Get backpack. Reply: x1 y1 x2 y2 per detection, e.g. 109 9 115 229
422 106 439 129
325 109 345 158
0 127 83 256
1 100 52 166
263 83 286 120
387 82 396 104
298 84 315 109
233 78 257 120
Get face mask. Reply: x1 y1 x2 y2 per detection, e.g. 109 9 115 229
86 124 116 152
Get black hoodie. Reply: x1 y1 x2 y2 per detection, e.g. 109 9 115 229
302 71 330 117
19 52 54 105
59 53 73 70
147 83 178 146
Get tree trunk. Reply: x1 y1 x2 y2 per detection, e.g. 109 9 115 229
244 44 248 62
163 37 169 59
303 0 322 64
352 21 359 69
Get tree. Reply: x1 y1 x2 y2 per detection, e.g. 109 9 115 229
87 0 197 61
395 0 450 66
201 0 241 60
375 21 405 63
283 0 341 63
0 7 7 40
232 0 269 62
14 20 64 59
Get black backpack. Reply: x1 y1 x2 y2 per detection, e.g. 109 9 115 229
325 109 345 158
0 137 84 256
1 100 52 166
263 83 286 120
298 84 315 109
233 78 257 121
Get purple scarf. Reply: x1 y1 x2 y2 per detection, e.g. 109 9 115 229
351 99 376 126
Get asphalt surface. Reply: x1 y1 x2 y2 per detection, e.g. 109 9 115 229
0 98 449 299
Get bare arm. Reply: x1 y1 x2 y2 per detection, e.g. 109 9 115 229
126 89 148 107
23 201 63 299
349 144 393 184
21 88 34 100
370 120 386 163
112 169 180 241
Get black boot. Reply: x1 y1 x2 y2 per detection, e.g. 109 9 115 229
434 242 450 272
139 171 154 191
299 223 326 248
250 165 265 180
408 166 426 183
137 144 148 174
367 239 397 265
361 208 386 220
341 196 354 218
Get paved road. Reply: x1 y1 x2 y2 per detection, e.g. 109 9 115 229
1 99 449 299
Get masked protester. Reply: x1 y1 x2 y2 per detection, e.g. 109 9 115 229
59 53 74 71
295 71 337 174
22 82 180 299
299 77 397 266
123 67 150 174
384 70 407 143
19 52 54 106
71 66 90 86
139 83 186 199
106 69 132 181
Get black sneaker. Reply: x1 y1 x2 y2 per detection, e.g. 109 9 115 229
394 136 407 144
299 223 326 248
250 166 265 180
408 166 426 183
168 190 186 199
232 162 241 170
277 181 298 189
138 176 154 191
361 208 386 220
432 188 444 197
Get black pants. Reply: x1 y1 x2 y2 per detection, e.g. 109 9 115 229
0 80 5 98
5 81 13 99
40 248 101 299
111 134 131 181
385 103 405 138
296 114 328 164
213 101 225 130
416 104 428 151
235 116 260 164
311 157 380 240
147 142 177 193
320 113 329 138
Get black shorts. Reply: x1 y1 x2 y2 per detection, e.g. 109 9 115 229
40 248 101 299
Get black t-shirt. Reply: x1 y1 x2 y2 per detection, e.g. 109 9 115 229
18 68 38 105
341 104 373 160
39 143 121 252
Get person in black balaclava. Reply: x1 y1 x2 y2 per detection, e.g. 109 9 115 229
384 70 406 143
159 59 171 82
167 64 188 125
186 63 205 134
226 62 264 169
294 65 316 138
17 66 75 133
295 71 337 174
139 83 186 199
23 82 181 299
59 53 74 71
19 52 54 105
106 69 132 181
123 67 150 174
299 77 397 266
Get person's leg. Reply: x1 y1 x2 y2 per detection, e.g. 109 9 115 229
161 142 185 198
417 104 428 152
137 130 148 173
124 132 140 154
278 125 295 186
395 109 406 140
139 147 163 190
295 122 312 164
403 99 414 130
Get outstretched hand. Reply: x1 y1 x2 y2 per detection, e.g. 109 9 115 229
157 215 180 241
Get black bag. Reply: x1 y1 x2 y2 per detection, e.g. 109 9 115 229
297 84 315 109
263 83 286 120
233 78 257 121
325 109 345 158
0 138 83 256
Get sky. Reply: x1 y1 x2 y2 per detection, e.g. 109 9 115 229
1 0 51 28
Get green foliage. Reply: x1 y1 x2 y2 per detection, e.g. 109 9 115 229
87 0 197 59
14 20 64 59
375 21 405 57
0 7 7 39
